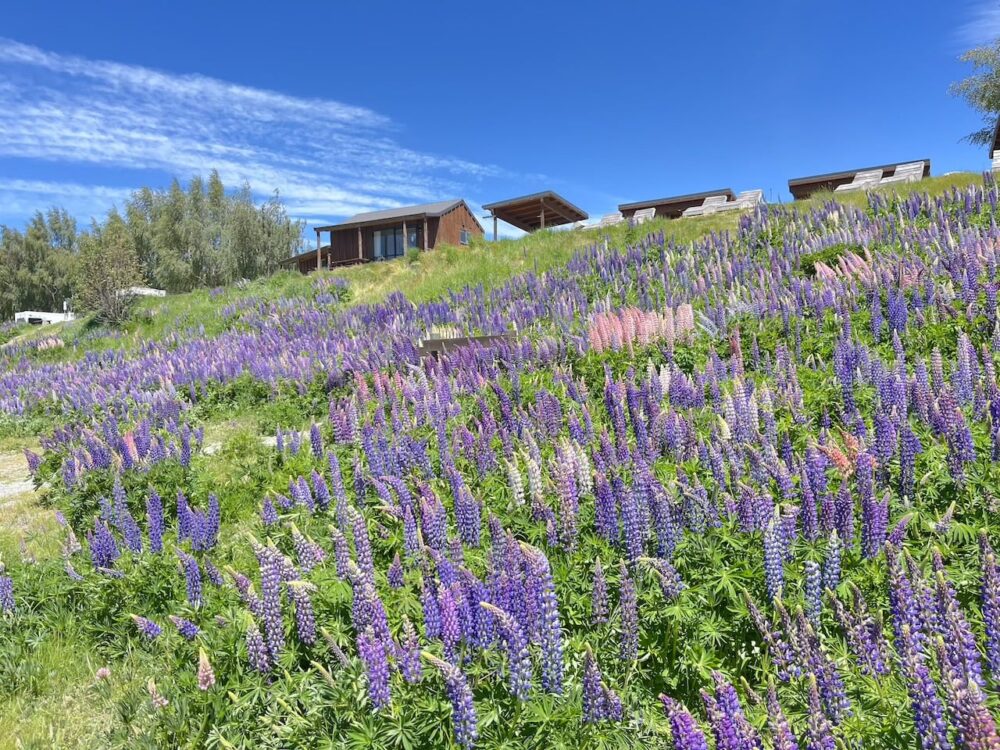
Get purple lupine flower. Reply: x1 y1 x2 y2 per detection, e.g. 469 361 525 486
352 509 376 584
804 560 822 627
205 494 220 548
168 614 200 640
310 423 323 459
592 558 609 626
593 472 619 544
618 561 639 662
482 603 532 701
246 619 271 673
358 626 391 709
766 682 800 750
615 474 645 563
329 526 351 578
980 532 1000 676
861 488 888 561
763 507 785 601
146 490 164 554
706 671 762 750
176 549 203 607
88 519 120 570
260 548 285 660
23 449 42 476
64 561 84 581
110 481 142 554
524 544 564 693
887 513 913 547
829 586 889 677
660 695 709 750
439 586 461 663
424 654 478 750
805 674 836 750
582 647 612 724
0 575 13 613
823 532 842 592
402 504 420 559
422 578 441 639
287 580 317 645
388 553 405 589
291 525 320 573
932 551 984 690
261 496 278 526
131 614 162 640
641 556 685 600
397 616 422 684
935 634 1000 749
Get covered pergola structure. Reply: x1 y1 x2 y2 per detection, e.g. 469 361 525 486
482 191 587 239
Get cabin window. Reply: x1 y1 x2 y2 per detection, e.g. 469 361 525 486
373 227 405 260
459 228 470 245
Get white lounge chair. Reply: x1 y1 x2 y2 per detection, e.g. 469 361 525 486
681 194 731 217
598 212 624 227
834 169 883 193
878 162 925 186
631 207 657 225
715 189 764 212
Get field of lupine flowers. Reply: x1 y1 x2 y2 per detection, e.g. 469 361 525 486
6 173 1000 748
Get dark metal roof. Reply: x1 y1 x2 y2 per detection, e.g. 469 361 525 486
315 199 473 231
618 188 734 212
482 191 588 232
991 117 1000 156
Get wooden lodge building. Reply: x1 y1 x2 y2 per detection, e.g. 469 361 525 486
282 199 483 273
787 159 931 200
618 188 736 221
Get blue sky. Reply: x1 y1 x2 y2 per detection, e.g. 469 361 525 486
0 1 997 240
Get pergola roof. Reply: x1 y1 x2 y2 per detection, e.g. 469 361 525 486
619 188 735 216
787 159 930 200
992 117 1000 156
482 191 587 232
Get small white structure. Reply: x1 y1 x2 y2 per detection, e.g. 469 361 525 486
598 212 624 227
126 286 167 298
14 310 76 325
834 169 883 193
993 151 1000 173
878 162 925 187
630 207 657 225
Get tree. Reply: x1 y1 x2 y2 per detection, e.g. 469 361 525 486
0 210 77 318
75 212 145 325
951 40 1000 146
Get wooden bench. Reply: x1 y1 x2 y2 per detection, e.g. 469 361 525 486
417 333 515 360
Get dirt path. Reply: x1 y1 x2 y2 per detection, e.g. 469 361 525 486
0 449 32 501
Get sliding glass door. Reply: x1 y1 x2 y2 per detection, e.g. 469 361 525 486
373 225 421 260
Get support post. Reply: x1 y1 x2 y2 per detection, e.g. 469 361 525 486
423 218 428 250
540 205 546 230
402 219 407 253
493 214 498 242
357 226 363 260
315 229 321 272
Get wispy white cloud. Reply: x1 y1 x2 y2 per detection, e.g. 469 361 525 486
0 38 511 226
956 1 1000 47
0 178 133 221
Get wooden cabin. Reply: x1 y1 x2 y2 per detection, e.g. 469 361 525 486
787 160 931 200
618 189 736 221
282 199 483 273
